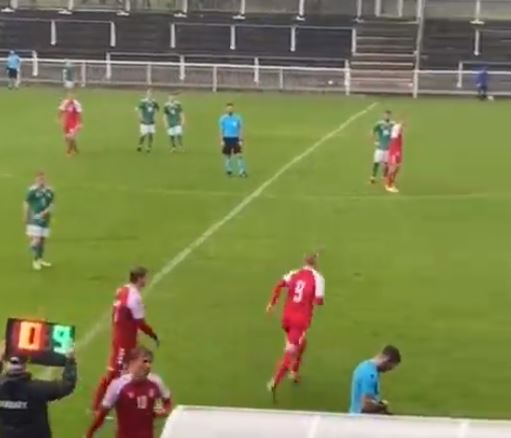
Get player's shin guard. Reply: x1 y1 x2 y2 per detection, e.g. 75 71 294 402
224 156 233 174
30 243 39 260
237 156 247 176
372 162 379 177
291 338 307 375
148 134 154 149
273 352 294 388
92 371 116 411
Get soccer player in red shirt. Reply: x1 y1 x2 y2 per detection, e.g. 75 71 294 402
92 266 159 412
385 122 404 194
266 253 325 400
58 92 82 157
86 346 172 438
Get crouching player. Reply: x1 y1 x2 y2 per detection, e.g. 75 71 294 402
59 92 82 156
266 253 325 401
385 122 404 194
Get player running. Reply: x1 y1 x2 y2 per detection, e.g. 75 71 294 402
137 89 159 153
87 346 172 438
385 122 404 194
23 171 55 271
58 92 82 157
92 267 160 412
370 110 394 184
219 102 247 177
163 93 185 152
266 253 325 400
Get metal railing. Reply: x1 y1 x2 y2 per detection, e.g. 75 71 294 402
2 0 423 18
8 55 510 98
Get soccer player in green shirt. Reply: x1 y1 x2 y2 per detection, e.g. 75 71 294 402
163 93 185 151
23 171 55 271
370 110 394 184
136 89 159 153
62 60 74 89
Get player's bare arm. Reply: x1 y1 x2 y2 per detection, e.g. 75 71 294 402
266 278 287 313
154 397 172 418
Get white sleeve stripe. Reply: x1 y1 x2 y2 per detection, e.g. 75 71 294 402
102 375 130 408
127 289 145 319
149 374 171 399
313 270 325 298
282 270 296 283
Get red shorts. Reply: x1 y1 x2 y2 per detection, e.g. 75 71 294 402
388 152 402 166
64 124 80 137
107 346 129 375
282 316 309 347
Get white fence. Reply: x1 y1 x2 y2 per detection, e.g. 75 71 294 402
161 405 511 438
12 57 511 97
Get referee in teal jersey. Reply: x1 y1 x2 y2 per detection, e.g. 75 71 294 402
349 345 401 414
219 103 247 177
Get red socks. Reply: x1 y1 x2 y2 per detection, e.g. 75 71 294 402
273 352 294 387
92 371 115 411
292 339 308 374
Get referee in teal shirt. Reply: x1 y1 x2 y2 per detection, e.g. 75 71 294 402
219 102 247 177
349 345 401 414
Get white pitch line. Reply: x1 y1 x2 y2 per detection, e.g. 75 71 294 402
38 102 377 378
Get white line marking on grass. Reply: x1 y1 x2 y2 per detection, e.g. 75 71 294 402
306 415 321 438
38 102 377 378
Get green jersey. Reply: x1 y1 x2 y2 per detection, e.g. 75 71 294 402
373 120 394 150
138 99 159 125
163 101 183 127
63 64 73 82
25 185 54 228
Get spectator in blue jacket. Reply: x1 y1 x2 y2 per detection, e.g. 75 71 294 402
476 65 489 100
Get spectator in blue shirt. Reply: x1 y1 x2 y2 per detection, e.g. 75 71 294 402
219 103 247 177
476 65 488 100
349 345 401 415
6 50 21 89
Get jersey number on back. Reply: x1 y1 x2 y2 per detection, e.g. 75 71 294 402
292 280 306 303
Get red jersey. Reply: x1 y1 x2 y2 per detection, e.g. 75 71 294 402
102 373 171 438
59 98 82 128
281 266 325 328
112 283 146 351
389 123 403 156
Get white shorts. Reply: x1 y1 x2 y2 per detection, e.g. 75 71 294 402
64 80 74 89
140 124 156 135
26 225 50 238
167 126 183 137
373 149 389 164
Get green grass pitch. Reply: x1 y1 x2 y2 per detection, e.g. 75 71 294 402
1 87 511 436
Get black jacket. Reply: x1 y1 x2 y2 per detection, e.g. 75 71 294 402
0 357 77 438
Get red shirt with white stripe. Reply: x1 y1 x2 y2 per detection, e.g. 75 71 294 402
389 123 403 156
102 373 171 438
59 98 82 130
112 283 146 352
281 266 325 328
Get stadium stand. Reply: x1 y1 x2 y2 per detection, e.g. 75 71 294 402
421 19 474 69
479 21 511 62
0 10 353 65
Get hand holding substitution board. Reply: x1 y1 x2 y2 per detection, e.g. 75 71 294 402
5 318 75 366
